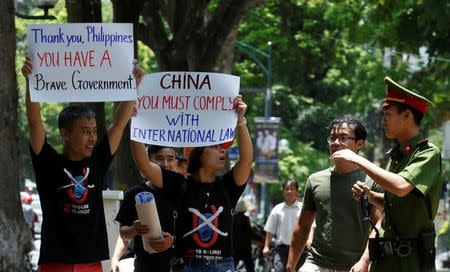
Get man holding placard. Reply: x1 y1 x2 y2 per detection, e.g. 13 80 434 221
21 56 143 272
112 145 180 272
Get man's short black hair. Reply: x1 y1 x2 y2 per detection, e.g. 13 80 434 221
387 102 423 125
328 116 367 141
146 145 176 157
58 105 96 130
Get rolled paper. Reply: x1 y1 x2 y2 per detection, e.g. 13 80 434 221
135 191 163 254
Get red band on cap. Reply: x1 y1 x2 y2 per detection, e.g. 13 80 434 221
385 89 428 113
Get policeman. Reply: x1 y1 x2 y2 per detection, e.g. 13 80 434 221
331 77 442 271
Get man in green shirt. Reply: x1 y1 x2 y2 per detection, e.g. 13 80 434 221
332 77 442 271
287 116 382 272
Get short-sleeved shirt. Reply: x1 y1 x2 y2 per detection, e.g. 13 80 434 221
302 167 382 270
115 182 174 271
371 135 442 272
162 169 246 260
264 201 302 246
30 135 113 264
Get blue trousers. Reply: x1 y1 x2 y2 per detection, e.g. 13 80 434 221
183 257 235 272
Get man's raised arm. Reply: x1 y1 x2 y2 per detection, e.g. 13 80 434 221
287 210 316 272
107 61 144 154
21 57 45 155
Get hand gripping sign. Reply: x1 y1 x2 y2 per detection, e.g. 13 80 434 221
131 71 240 147
135 192 163 254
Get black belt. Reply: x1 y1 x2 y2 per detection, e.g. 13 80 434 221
276 244 290 248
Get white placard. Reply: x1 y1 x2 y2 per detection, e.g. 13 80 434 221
27 23 137 102
131 72 240 147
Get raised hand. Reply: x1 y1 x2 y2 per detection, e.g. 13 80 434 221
234 95 247 122
132 59 144 87
21 57 33 78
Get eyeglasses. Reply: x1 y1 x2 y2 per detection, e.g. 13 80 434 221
327 135 356 143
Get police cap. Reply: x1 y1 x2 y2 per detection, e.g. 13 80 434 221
383 77 433 113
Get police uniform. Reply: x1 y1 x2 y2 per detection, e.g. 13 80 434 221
370 77 442 272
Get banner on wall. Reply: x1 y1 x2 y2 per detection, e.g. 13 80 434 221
254 117 281 183
131 72 240 147
27 23 136 102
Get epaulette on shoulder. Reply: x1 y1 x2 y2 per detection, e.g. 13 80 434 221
417 139 429 148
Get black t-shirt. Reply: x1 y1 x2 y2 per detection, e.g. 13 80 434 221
115 182 174 271
30 135 113 264
162 169 246 260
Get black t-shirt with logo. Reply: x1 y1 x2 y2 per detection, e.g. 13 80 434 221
115 182 174 271
30 135 112 264
162 169 246 260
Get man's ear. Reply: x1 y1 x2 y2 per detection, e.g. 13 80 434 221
60 128 69 141
356 139 365 151
403 109 411 120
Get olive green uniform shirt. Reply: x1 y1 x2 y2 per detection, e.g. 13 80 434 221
303 167 382 270
371 134 442 272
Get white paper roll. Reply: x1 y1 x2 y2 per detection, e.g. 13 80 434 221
135 192 163 254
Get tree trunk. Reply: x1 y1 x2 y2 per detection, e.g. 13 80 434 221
66 0 107 139
0 1 32 271
66 0 102 22
215 27 238 74
133 0 265 71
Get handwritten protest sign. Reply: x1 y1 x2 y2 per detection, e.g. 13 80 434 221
27 23 136 102
131 72 240 147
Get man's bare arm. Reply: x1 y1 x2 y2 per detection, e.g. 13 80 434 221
107 62 144 155
130 140 163 188
286 210 316 272
22 57 45 155
332 149 414 197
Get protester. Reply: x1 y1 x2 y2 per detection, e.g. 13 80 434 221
112 145 180 272
130 95 252 271
287 116 383 272
21 57 143 272
334 78 442 271
263 180 307 272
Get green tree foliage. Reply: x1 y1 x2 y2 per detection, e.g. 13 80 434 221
236 0 449 202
